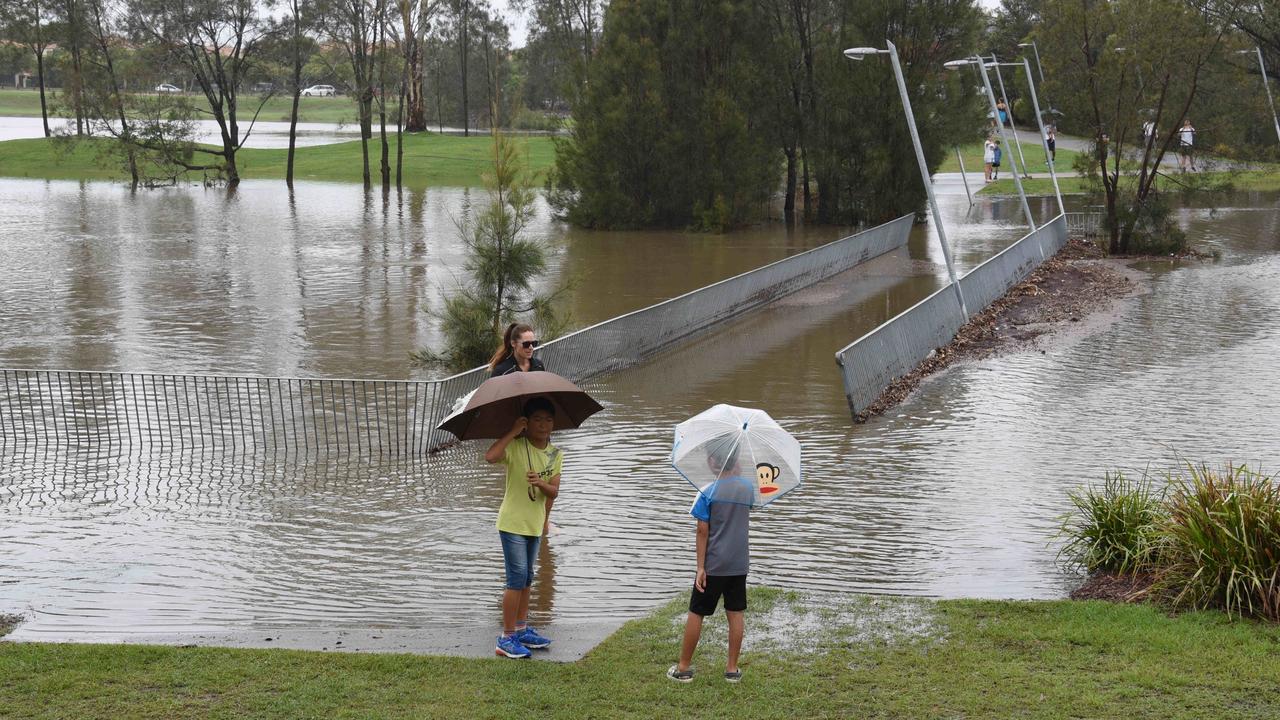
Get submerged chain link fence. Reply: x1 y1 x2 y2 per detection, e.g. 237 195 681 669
2 214 914 457
835 214 1068 418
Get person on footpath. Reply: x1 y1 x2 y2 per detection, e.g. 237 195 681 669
996 98 1009 126
485 397 562 659
1044 123 1057 163
667 442 754 684
1178 119 1197 172
983 137 998 182
992 140 1003 180
489 323 545 377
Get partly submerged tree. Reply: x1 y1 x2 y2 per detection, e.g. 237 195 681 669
413 128 568 373
128 0 281 187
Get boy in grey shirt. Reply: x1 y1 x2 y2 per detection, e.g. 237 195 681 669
668 444 753 683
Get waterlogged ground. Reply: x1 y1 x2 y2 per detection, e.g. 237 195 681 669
1 176 1278 649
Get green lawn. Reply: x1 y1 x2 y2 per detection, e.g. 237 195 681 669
982 166 1280 196
936 140 1080 176
0 87 364 124
0 134 558 187
3 590 1278 719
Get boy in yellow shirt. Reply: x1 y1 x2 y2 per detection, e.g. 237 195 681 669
485 397 562 658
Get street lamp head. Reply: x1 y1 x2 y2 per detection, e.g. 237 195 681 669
843 47 884 60
1018 42 1033 48
943 59 974 70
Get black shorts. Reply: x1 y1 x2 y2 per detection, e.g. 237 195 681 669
689 574 747 616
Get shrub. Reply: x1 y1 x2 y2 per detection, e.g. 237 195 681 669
1060 471 1166 574
1158 464 1280 620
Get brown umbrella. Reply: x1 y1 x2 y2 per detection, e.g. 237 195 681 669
437 370 604 441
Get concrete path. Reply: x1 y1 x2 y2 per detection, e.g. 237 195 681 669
1 617 632 661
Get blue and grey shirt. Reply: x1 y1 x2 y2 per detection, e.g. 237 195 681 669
690 477 753 576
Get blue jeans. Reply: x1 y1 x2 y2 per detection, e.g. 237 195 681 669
499 530 542 590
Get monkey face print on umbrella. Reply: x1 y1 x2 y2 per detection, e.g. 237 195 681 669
671 404 802 509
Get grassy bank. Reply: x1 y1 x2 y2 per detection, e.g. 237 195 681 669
982 166 1280 196
936 140 1080 176
3 589 1278 719
0 134 557 187
0 88 363 125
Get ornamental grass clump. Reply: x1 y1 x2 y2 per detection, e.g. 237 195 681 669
1060 471 1166 574
1158 464 1280 620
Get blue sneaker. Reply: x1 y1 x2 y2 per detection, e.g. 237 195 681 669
495 634 531 659
515 626 551 649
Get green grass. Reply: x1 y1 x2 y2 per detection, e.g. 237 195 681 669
0 87 364 124
0 134 558 187
3 589 1279 718
982 167 1280 196
936 140 1080 176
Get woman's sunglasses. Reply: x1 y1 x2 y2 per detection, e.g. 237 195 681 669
520 340 541 349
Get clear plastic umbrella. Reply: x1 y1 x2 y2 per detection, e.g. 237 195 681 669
671 404 801 509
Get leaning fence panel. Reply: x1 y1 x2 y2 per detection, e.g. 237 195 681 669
835 214 1068 419
1 215 915 457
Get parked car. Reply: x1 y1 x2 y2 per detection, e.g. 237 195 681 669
301 84 336 97
155 83 181 94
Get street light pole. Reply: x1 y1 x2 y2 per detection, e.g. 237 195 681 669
845 42 966 316
990 54 1031 179
1022 56 1065 217
1255 46 1280 146
1018 40 1049 115
948 56 1037 232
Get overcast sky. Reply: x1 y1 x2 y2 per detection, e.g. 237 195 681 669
495 0 1005 49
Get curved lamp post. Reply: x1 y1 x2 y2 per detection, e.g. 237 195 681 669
989 53 1031 179
945 56 1037 233
988 58 1065 216
1239 47 1280 145
845 42 966 316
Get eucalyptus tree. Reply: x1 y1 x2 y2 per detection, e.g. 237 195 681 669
317 0 385 186
82 0 138 186
51 0 89 135
128 0 280 187
396 0 439 132
0 0 54 136
514 0 604 106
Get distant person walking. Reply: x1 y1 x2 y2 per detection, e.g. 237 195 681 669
983 137 997 182
1142 120 1156 149
489 323 545 377
996 98 1009 127
1044 124 1057 163
1178 120 1196 172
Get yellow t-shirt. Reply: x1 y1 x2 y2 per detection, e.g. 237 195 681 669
496 437 562 536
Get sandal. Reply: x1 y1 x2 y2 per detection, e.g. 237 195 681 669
725 670 743 683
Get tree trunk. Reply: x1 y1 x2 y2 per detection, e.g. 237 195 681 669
287 0 303 188
460 0 470 136
378 10 390 188
783 144 796 226
35 53 50 138
396 58 406 187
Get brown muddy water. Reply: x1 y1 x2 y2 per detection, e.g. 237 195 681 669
1 176 1278 639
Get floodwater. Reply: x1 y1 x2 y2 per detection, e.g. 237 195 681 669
1 174 1278 638
0 115 364 149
